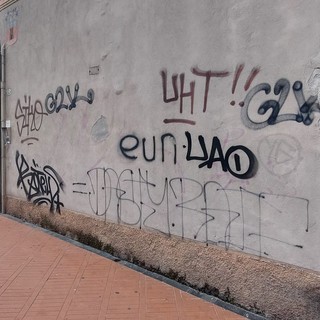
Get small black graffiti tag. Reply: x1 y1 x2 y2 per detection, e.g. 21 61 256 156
15 151 64 213
119 132 258 179
185 131 258 179
45 83 94 114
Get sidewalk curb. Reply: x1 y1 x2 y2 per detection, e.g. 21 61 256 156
1 213 267 320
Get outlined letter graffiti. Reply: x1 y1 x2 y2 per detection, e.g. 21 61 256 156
241 79 320 129
45 83 94 114
15 95 47 144
15 151 64 213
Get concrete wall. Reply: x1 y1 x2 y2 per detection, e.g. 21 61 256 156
1 0 320 318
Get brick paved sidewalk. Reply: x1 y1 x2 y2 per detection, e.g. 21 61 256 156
0 214 247 320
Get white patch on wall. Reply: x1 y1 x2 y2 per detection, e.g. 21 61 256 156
91 115 109 143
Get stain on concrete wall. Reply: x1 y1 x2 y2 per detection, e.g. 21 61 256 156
4 6 18 44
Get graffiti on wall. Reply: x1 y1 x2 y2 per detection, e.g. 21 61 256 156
161 64 261 125
70 62 316 264
119 131 258 179
241 79 320 129
114 63 320 190
16 151 64 213
258 134 302 176
161 64 320 129
15 95 47 145
15 83 95 145
119 133 177 163
45 83 95 114
230 63 261 107
73 166 309 257
114 65 262 179
13 59 317 266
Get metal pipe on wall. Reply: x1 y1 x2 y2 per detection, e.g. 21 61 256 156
1 43 6 214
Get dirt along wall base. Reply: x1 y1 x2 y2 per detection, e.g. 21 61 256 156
6 196 320 320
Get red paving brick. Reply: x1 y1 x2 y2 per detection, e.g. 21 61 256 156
0 215 246 320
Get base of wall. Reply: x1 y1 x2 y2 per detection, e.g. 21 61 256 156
6 197 320 320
